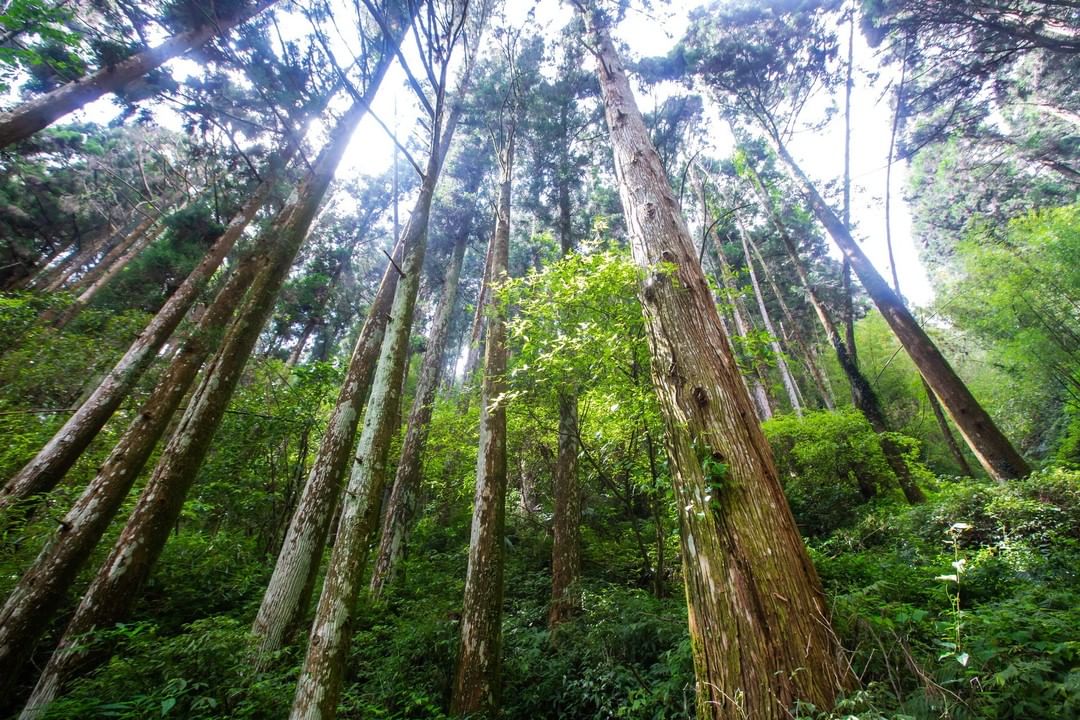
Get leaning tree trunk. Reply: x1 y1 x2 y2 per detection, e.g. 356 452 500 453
735 219 802 415
250 243 401 656
0 0 278 149
40 223 123 292
583 13 852 718
369 223 469 596
882 48 975 478
63 212 160 295
741 163 925 504
290 166 439 720
0 158 287 518
0 240 265 693
16 90 384 720
450 138 513 719
769 136 1030 482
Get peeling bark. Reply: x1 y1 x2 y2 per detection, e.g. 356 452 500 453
583 13 852 718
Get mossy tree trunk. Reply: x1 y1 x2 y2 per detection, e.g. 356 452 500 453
451 137 513 718
369 223 469 597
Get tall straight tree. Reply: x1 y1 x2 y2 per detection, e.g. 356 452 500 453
578 6 851 718
15 16 404 715
0 0 278 149
289 4 479 716
450 29 530 716
369 146 486 596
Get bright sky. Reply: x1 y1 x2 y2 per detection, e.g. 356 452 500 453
57 0 934 306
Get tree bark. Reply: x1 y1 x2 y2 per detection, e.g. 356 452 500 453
548 393 581 627
1 159 285 518
0 242 263 693
0 0 278 149
583 13 852 718
549 159 582 630
769 136 1030 482
369 222 469 597
451 138 513 719
16 86 385 720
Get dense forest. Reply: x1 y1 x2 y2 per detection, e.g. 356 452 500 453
0 0 1077 717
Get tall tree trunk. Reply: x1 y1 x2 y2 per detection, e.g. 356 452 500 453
883 40 974 478
251 244 401 656
289 78 468 718
769 135 1030 482
370 216 471 597
0 0 278 149
254 58 465 668
735 219 802 415
0 158 286 517
451 138 513 719
742 162 926 503
745 234 835 409
548 392 581 626
461 226 495 387
840 1 858 367
0 242 263 692
549 160 581 630
16 86 387 720
583 14 852 717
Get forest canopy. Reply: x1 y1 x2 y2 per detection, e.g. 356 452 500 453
0 0 1077 718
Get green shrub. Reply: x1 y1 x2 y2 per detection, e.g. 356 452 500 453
764 409 912 536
